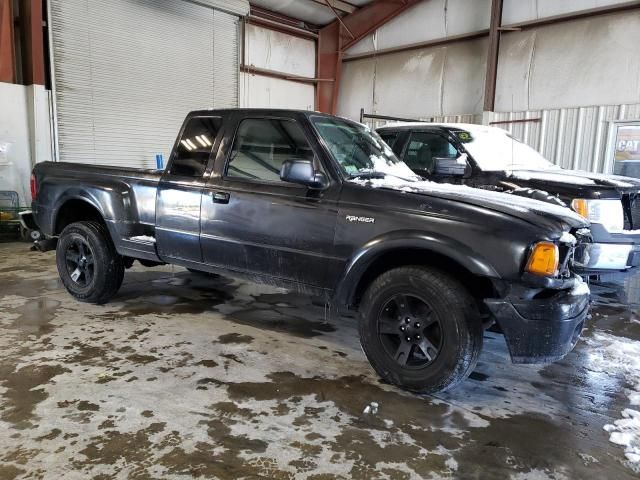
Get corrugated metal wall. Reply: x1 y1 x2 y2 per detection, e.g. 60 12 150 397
487 104 640 173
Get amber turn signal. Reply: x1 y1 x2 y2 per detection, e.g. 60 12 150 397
571 199 588 218
526 242 559 277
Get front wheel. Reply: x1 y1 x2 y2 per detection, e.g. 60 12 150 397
358 266 483 394
56 221 124 304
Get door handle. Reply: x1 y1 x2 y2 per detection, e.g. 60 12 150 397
211 191 230 204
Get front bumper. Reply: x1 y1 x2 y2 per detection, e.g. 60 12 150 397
574 242 640 272
485 278 590 364
574 224 640 273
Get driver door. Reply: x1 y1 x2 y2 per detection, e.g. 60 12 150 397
200 113 341 288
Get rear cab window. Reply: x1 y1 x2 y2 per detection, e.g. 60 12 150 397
169 116 223 177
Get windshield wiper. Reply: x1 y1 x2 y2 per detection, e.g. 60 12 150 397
349 171 387 179
349 171 419 182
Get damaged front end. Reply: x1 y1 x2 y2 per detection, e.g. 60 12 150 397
485 229 591 364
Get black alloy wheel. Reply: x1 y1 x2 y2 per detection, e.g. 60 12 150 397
64 237 95 287
378 293 443 368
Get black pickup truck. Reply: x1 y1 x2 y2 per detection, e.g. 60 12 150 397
32 109 591 393
377 122 640 276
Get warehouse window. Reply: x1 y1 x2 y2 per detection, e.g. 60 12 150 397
226 118 314 182
169 117 222 177
404 132 457 174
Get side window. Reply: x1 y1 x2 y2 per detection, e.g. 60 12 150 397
404 132 458 174
226 118 314 182
170 117 222 177
379 132 399 151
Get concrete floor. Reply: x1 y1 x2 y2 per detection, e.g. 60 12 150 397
1 242 640 480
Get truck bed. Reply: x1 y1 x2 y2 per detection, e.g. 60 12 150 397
32 161 162 260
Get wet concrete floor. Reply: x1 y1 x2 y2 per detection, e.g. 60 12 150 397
1 241 640 479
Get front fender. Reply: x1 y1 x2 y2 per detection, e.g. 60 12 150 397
332 230 500 307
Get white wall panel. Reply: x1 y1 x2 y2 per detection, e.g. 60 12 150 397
0 84 32 204
240 73 315 110
245 24 315 77
346 0 490 57
503 0 634 25
496 12 640 112
338 38 487 121
0 84 52 204
441 39 487 115
336 60 376 121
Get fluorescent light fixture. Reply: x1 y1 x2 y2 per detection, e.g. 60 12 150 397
180 140 193 151
195 136 208 148
185 139 198 150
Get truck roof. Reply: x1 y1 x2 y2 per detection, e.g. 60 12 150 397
187 108 339 119
376 122 507 135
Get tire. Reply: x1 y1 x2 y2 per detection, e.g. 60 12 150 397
56 221 125 304
358 266 483 394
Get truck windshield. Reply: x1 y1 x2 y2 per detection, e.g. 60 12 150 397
311 116 419 181
452 126 558 172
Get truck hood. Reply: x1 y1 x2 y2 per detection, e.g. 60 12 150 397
507 168 640 193
350 178 588 230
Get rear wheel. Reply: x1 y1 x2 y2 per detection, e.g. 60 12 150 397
56 221 124 304
358 266 483 394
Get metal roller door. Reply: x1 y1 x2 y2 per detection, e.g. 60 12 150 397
49 0 244 167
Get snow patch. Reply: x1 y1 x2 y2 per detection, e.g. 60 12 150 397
509 170 596 186
348 176 586 224
368 153 418 180
510 469 569 480
585 332 640 471
444 457 458 471
559 231 577 245
570 277 590 297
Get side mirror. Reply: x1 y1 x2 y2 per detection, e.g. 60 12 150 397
433 153 468 176
280 159 329 189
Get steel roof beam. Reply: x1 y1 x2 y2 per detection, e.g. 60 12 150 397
316 0 422 114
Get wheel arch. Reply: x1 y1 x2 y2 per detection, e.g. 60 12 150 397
333 231 500 309
53 196 106 235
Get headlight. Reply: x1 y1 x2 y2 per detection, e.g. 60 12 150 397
571 199 624 232
526 241 559 277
